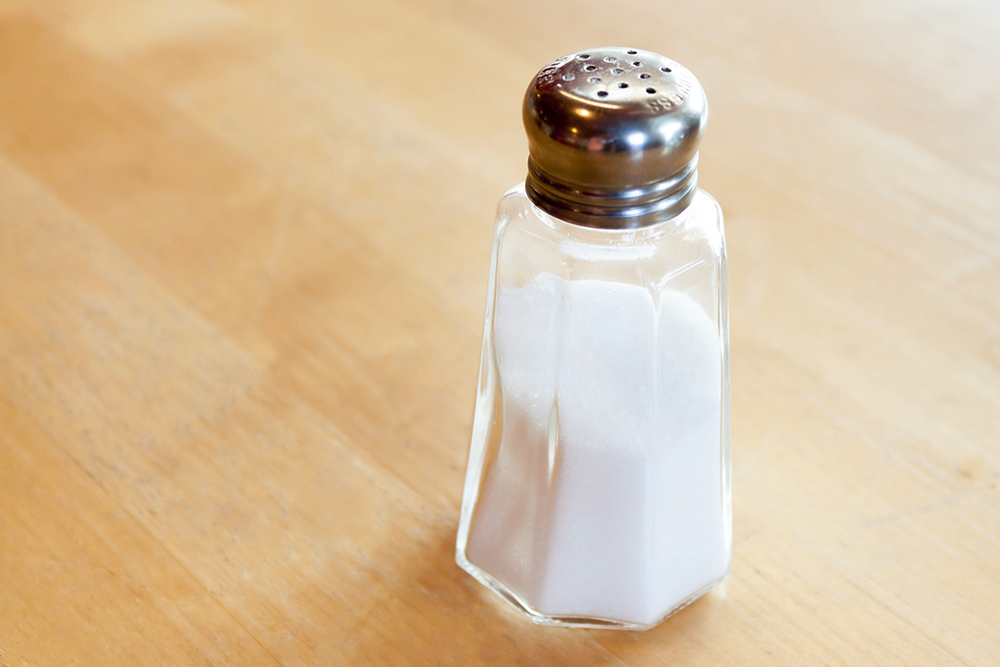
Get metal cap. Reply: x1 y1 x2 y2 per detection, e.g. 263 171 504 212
523 47 708 228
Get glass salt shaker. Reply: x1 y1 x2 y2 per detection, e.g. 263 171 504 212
456 47 730 630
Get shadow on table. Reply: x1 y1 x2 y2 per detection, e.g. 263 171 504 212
336 521 728 665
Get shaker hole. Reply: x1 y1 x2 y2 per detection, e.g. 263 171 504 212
632 61 642 66
588 76 601 83
584 65 597 71
596 90 608 97
627 49 638 54
563 74 575 81
646 87 656 94
661 66 672 72
639 73 651 79
578 54 590 59
603 56 616 62
618 82 628 88
611 68 624 74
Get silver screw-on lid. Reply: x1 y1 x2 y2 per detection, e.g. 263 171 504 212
523 47 708 228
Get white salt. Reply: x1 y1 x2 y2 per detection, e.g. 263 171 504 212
465 272 728 626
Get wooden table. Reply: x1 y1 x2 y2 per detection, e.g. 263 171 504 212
1 1 998 664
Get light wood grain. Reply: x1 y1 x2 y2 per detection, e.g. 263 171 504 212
1 0 998 664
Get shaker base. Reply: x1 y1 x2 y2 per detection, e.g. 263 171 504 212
456 550 730 631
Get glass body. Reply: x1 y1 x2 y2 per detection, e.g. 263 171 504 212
457 183 730 630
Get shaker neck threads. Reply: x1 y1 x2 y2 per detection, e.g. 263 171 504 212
525 155 699 230
522 47 708 229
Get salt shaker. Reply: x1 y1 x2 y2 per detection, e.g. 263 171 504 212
456 47 730 630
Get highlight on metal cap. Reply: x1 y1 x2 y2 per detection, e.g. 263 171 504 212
523 47 708 229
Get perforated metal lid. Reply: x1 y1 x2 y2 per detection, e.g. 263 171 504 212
523 47 708 228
